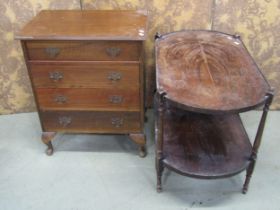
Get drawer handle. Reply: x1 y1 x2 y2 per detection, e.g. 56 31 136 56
111 117 123 128
45 47 60 58
109 95 123 104
49 72 63 81
106 47 121 57
108 72 122 81
54 95 67 104
58 116 72 127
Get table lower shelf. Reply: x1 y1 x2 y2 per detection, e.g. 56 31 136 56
162 108 252 178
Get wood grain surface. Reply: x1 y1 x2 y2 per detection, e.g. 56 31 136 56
162 106 252 178
29 62 140 89
156 30 270 113
35 88 140 111
17 10 147 155
15 10 148 41
40 110 141 133
25 40 141 61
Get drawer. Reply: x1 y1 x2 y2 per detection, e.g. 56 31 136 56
35 88 140 111
40 111 141 133
26 40 141 61
29 62 140 88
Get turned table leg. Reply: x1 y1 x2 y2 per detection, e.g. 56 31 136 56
243 92 273 194
129 133 146 157
243 162 255 194
41 132 56 156
155 91 166 192
156 157 164 192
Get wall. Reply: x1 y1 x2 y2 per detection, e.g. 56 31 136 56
0 0 279 114
0 0 81 113
213 0 280 109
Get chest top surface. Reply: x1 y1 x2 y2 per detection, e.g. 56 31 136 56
16 10 148 40
156 30 270 113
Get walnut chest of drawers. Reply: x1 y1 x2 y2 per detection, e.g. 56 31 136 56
16 10 148 157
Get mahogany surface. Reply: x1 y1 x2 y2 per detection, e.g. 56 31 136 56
156 30 270 113
162 106 252 178
25 41 141 61
155 30 273 193
41 110 140 133
16 10 148 41
29 62 140 89
17 10 147 156
36 88 140 111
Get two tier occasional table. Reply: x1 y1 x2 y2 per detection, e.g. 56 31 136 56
154 30 273 193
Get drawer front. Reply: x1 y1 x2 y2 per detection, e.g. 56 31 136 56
26 41 141 61
35 88 140 111
40 111 141 133
29 62 140 89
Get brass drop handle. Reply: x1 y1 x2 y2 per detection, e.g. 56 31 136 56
106 47 121 57
109 95 123 104
108 72 122 81
49 72 63 81
45 47 60 58
54 95 67 104
58 116 72 127
111 117 123 128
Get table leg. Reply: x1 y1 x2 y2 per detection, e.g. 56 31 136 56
243 92 273 194
155 91 166 192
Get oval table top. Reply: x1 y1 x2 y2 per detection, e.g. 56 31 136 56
156 30 271 113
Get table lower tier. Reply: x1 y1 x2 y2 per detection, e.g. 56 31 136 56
40 110 141 133
162 108 252 178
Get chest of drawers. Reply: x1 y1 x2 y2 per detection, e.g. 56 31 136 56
16 10 148 157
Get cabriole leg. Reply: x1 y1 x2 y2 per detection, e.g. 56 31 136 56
129 133 146 157
41 132 56 156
